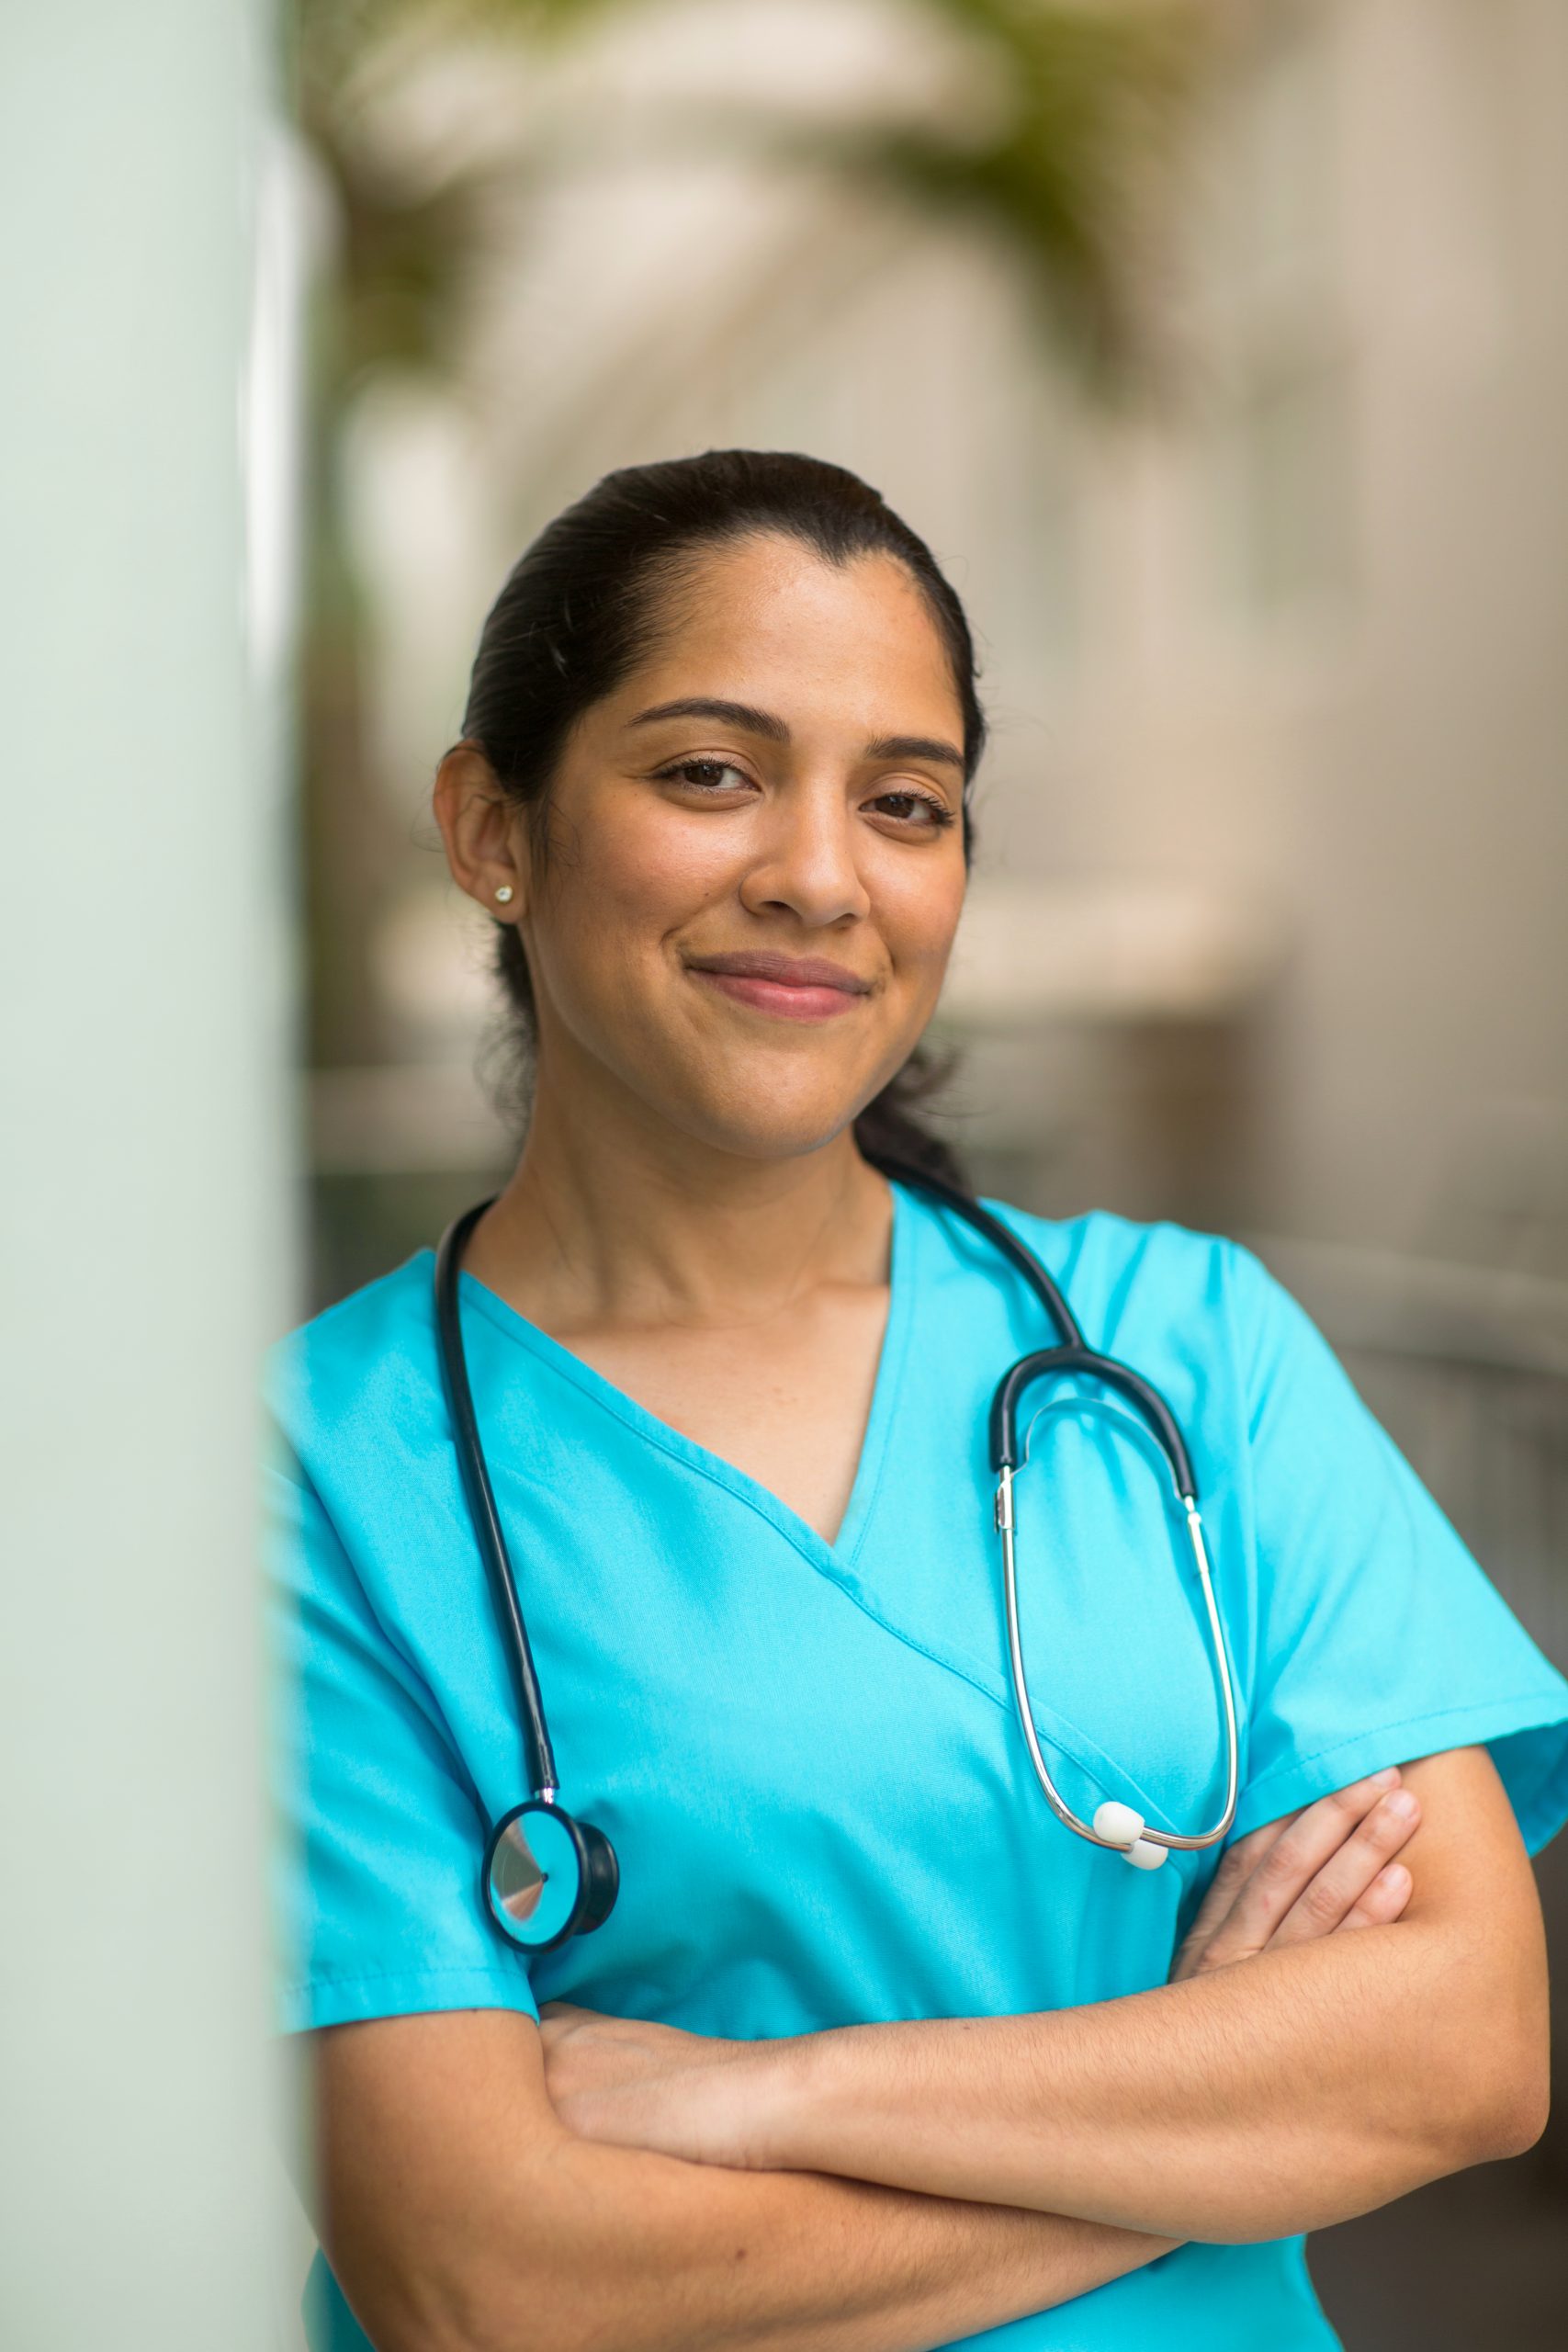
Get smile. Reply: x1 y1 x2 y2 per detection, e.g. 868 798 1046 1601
684 952 873 1024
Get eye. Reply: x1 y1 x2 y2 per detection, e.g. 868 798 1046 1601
867 786 958 832
651 756 752 795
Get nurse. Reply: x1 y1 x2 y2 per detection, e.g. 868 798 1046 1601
267 449 1568 2352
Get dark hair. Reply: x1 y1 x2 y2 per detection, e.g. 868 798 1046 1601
458 448 984 1184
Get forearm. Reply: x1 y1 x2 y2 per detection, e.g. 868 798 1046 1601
536 1754 1547 2277
502 2138 1178 2352
321 2012 1173 2352
760 1921 1529 2245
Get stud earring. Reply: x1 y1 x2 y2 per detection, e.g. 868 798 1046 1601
494 884 514 905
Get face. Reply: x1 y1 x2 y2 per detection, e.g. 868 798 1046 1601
445 532 971 1162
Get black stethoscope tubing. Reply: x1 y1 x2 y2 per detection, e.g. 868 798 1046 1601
434 1158 1236 1946
867 1161 1200 1499
435 1196 561 1801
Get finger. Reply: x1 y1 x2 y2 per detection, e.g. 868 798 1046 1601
1267 1787 1421 1948
539 2000 603 2030
1195 1770 1404 1965
1175 1811 1304 1959
1337 1860 1412 1933
1168 1812 1311 1983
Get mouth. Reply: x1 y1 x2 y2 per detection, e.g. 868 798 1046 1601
683 949 874 1024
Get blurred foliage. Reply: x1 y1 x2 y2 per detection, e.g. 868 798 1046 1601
845 0 1212 384
295 0 1215 395
287 0 1220 1066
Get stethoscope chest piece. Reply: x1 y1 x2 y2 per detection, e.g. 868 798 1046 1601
485 1795 620 1952
436 1197 622 1955
438 1159 1242 1946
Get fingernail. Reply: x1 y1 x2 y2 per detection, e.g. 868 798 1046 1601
1380 1863 1409 1888
1385 1790 1418 1820
1370 1767 1399 1788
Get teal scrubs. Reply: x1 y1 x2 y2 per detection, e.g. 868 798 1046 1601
265 1180 1568 2351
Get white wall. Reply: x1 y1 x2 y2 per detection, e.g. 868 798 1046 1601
1044 0 1568 1259
0 5 299 2345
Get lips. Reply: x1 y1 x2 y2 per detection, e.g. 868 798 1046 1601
687 951 871 992
684 950 874 1023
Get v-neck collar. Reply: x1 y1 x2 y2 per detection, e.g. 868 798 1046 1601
433 1176 919 1572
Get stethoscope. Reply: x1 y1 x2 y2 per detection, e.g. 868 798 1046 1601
434 1159 1241 1951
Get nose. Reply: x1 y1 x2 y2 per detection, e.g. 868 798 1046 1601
737 775 872 930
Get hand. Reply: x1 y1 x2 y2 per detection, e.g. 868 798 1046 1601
1169 1766 1420 1984
537 2000 764 2167
541 1768 1424 2162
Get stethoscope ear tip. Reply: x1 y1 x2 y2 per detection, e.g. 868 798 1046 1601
1092 1799 1171 1870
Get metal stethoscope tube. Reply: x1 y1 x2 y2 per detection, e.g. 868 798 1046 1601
994 1460 1240 1870
436 1154 1246 1947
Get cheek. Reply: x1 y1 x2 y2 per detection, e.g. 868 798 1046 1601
581 813 700 912
871 848 966 985
530 805 727 1012
579 807 722 925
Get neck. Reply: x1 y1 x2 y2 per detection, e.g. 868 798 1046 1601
464 1063 896 1334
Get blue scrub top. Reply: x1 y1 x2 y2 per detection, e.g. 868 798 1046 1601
265 1180 1568 2352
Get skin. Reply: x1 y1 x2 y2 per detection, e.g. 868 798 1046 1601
307 534 1550 2352
313 1777 1426 2352
441 535 971 1546
535 1747 1548 2242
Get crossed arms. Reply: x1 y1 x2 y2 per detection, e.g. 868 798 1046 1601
309 1747 1549 2352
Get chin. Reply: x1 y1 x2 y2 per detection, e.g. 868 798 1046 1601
659 1069 875 1166
697 1104 863 1166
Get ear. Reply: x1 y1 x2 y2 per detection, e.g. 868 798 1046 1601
434 742 529 918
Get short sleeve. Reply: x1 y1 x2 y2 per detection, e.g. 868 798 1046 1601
1224 1242 1568 1854
265 1444 538 2035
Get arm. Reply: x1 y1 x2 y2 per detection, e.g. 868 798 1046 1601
546 1750 1549 2245
311 1763 1418 2349
311 2009 1174 2352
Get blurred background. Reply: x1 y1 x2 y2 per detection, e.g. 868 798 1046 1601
295 7 1568 2331
4 1 1563 2346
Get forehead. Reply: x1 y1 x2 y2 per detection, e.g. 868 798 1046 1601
607 532 963 733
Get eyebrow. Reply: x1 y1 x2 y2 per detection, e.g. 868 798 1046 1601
863 732 965 774
629 696 788 741
627 697 965 774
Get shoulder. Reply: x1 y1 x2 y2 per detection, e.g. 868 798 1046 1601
977 1193 1235 1286
263 1250 444 1483
904 1181 1294 1406
975 1189 1269 1329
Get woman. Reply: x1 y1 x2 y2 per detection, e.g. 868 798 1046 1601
268 450 1568 2352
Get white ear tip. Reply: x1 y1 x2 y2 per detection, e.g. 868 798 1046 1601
1093 1801 1145 1849
1126 1836 1169 1870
